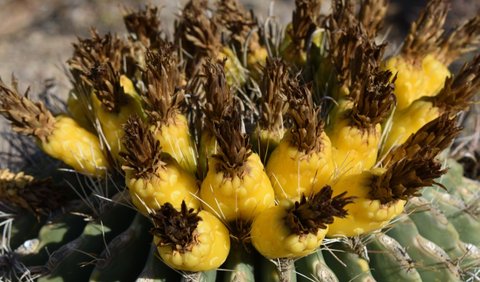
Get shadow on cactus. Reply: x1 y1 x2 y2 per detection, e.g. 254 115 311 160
0 0 480 281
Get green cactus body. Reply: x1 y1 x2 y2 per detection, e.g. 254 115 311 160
221 243 255 282
422 188 480 246
295 250 339 282
1 1 480 282
386 217 462 282
89 214 152 281
367 233 422 282
322 242 376 282
136 244 180 282
38 204 135 281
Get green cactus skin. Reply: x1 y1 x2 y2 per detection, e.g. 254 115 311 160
386 216 462 282
19 209 88 266
406 198 472 265
367 233 422 282
10 213 45 249
422 188 480 246
295 249 339 282
38 203 135 281
322 242 376 282
220 242 255 282
89 213 152 281
256 257 297 282
136 244 180 282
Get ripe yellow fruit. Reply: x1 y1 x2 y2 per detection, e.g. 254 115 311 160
266 133 335 202
41 115 110 177
122 116 199 215
251 205 327 259
382 100 440 153
326 170 406 237
383 54 450 110
153 114 198 175
153 206 230 272
219 47 247 87
125 160 200 215
328 118 381 176
251 186 353 259
141 48 198 175
198 131 218 178
91 93 139 162
0 80 110 177
200 153 275 222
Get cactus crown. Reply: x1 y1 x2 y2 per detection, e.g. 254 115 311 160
121 115 166 179
213 105 252 179
401 0 449 63
429 54 480 113
285 186 355 235
203 61 234 130
347 68 396 130
0 78 55 143
287 83 325 154
371 115 461 203
150 201 201 253
383 114 462 167
401 0 480 65
142 46 185 125
175 0 221 77
86 62 129 113
258 58 290 131
68 30 128 82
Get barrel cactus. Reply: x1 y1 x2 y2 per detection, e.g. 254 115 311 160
1 0 479 281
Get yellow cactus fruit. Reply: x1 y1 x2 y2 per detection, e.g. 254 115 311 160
66 90 94 131
266 84 335 202
383 54 480 153
119 74 145 117
152 114 197 175
280 0 322 66
326 170 406 237
141 48 198 175
252 58 290 162
198 61 235 178
151 202 230 272
91 93 137 162
214 0 267 79
42 115 110 176
201 152 275 222
0 79 109 177
383 0 480 110
121 116 200 215
175 0 224 80
328 115 461 237
86 63 144 162
219 47 247 87
251 186 353 259
383 55 450 110
200 107 275 222
327 70 395 176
